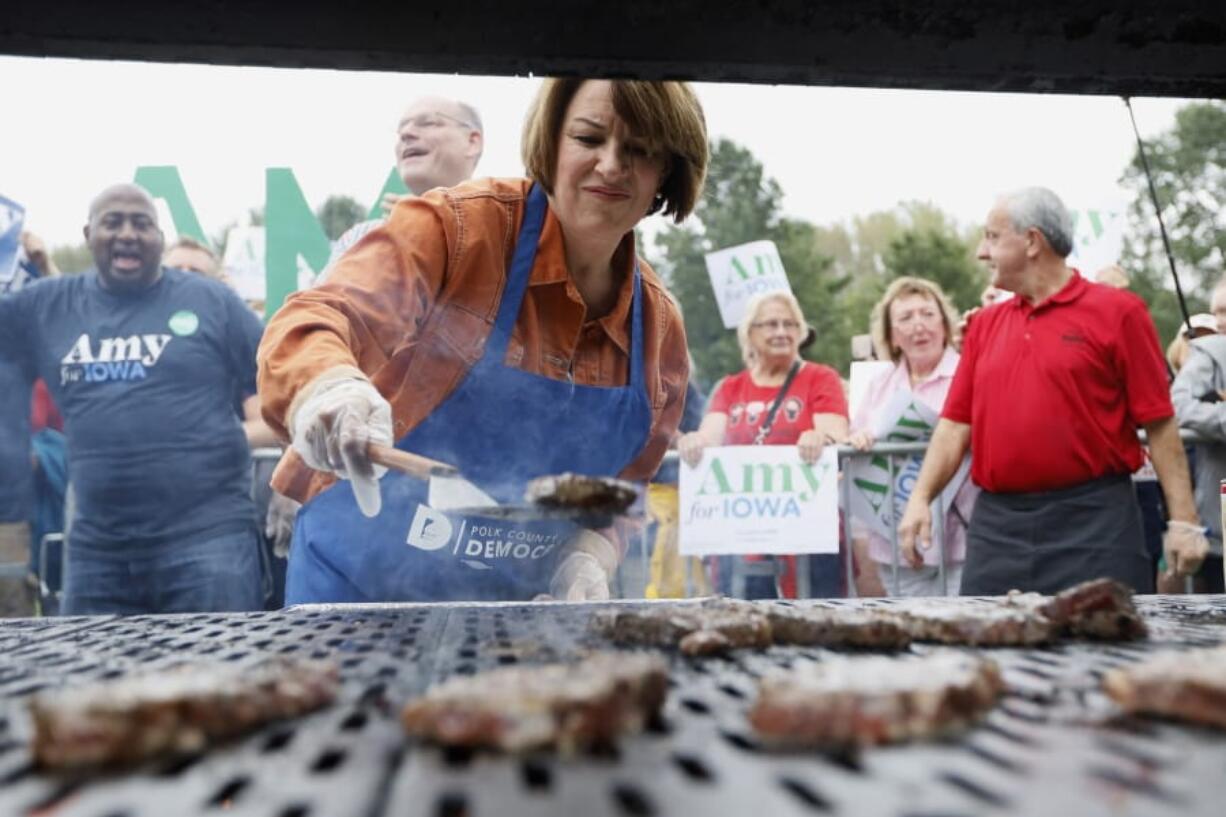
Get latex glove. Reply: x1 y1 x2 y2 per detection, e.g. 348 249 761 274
290 374 393 517
1163 520 1209 578
549 552 611 601
265 492 301 558
548 529 618 601
896 495 931 570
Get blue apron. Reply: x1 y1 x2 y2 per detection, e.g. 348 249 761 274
286 185 653 603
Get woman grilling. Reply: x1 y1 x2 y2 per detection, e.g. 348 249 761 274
257 79 708 603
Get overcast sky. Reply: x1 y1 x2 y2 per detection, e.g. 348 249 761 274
0 55 1195 251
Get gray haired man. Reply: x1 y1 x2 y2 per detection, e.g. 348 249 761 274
898 187 1207 595
326 96 484 267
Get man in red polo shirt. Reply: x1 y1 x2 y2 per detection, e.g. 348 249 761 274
898 187 1207 595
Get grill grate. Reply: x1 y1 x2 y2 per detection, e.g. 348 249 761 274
0 595 1222 817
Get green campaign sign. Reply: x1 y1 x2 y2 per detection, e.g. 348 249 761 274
133 165 409 319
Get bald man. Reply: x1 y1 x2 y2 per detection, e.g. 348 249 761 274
0 183 267 614
324 96 484 272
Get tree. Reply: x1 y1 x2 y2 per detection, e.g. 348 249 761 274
50 242 93 275
315 195 366 241
653 139 982 384
652 138 846 386
1121 101 1226 343
882 226 985 311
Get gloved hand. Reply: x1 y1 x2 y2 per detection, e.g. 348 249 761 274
290 372 393 517
1163 520 1209 577
547 529 618 601
265 492 301 558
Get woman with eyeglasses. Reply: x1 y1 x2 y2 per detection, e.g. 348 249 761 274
678 290 849 598
257 79 708 604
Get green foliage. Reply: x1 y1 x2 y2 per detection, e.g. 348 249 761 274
652 139 847 386
1122 101 1226 345
654 138 982 386
883 226 985 311
1128 262 1206 353
49 242 94 275
315 195 366 241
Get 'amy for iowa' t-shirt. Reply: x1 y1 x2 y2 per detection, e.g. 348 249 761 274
0 268 263 547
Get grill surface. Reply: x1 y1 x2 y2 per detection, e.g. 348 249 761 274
0 595 1223 817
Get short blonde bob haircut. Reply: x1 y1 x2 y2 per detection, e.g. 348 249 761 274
870 276 960 364
521 79 709 223
736 291 809 369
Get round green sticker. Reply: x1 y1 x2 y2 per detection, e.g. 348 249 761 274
168 310 199 336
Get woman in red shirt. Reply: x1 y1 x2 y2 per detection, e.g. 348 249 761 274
679 291 848 597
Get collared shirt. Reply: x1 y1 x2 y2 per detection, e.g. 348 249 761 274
259 177 689 503
943 271 1172 494
851 346 977 565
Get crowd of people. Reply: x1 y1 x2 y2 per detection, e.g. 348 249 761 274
1 77 1220 617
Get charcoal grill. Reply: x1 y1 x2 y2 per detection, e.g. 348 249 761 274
0 595 1223 817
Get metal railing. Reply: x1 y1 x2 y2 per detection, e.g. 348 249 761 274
248 436 1206 600
834 441 944 598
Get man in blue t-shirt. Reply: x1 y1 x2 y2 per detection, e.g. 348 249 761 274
0 183 265 614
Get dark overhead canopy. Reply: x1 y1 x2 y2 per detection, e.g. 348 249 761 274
4 0 1225 96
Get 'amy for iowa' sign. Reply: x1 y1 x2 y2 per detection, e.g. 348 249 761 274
679 446 839 556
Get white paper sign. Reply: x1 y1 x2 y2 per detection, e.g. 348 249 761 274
703 240 792 329
1068 204 1126 276
222 226 267 301
679 445 839 555
846 393 969 541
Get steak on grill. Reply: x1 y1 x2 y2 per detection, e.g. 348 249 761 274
749 651 1004 748
1007 578 1148 640
30 658 339 770
594 599 773 656
596 599 911 655
888 599 1058 646
400 651 667 753
524 473 638 515
1102 645 1226 729
764 605 912 650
